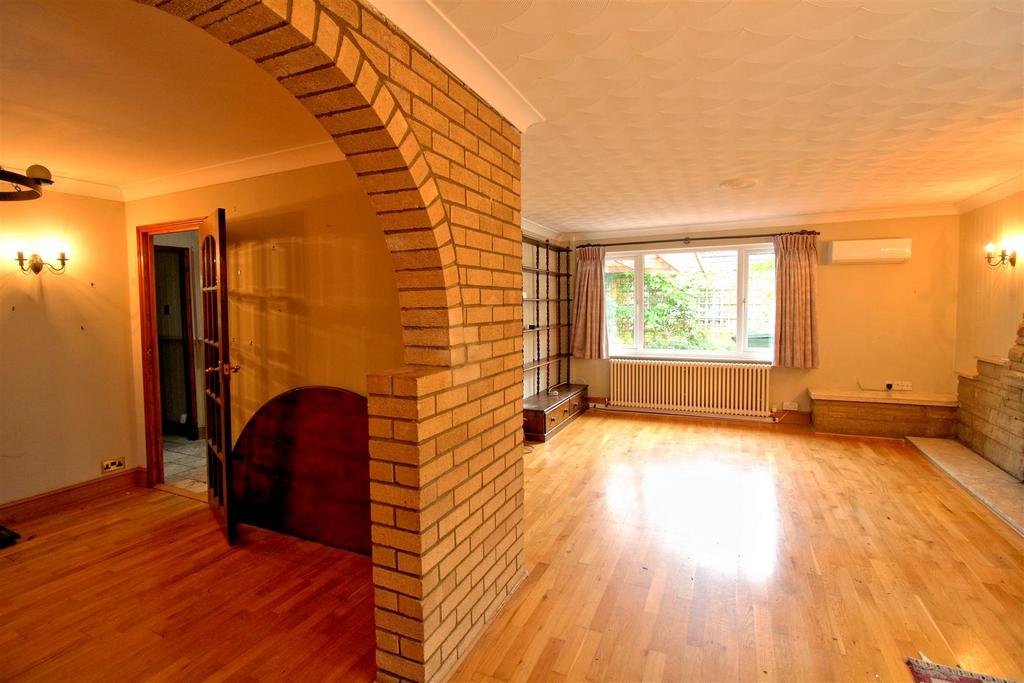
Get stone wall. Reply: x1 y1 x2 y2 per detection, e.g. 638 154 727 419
956 315 1024 481
812 400 956 438
141 1 526 681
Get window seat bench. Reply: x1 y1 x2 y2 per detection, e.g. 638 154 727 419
808 389 958 438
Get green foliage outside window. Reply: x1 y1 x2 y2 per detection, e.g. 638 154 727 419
604 272 634 346
605 271 717 350
746 255 775 348
642 272 713 350
604 248 775 354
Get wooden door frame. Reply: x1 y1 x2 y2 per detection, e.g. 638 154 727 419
154 245 200 440
137 217 205 488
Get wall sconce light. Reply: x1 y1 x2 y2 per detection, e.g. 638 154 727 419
16 250 68 275
985 242 1017 269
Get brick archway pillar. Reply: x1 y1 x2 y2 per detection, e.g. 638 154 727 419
140 1 527 680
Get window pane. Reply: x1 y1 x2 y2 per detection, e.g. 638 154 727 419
746 252 775 350
604 257 635 347
642 251 737 352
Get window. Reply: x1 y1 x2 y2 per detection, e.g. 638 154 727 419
604 244 775 360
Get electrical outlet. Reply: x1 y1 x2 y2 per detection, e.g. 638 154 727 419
782 401 800 411
101 457 126 474
892 381 913 391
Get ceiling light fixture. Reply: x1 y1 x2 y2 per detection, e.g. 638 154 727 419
719 177 758 190
0 164 54 201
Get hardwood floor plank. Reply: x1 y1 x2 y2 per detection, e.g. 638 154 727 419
0 490 375 682
453 412 1024 682
2 412 1021 682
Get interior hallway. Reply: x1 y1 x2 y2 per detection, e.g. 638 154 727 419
1 412 1021 682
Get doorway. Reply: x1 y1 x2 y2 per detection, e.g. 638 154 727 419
137 217 207 500
138 212 235 538
152 234 205 495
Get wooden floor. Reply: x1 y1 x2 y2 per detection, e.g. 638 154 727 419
0 490 375 681
452 412 1024 682
2 412 1022 682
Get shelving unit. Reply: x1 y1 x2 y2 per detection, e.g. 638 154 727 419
522 237 571 395
522 237 586 442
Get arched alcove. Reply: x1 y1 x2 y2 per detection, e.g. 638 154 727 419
132 3 526 680
143 0 463 368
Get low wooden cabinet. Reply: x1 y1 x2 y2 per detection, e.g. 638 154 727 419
524 384 587 442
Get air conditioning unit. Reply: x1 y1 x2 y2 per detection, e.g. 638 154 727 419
826 238 911 265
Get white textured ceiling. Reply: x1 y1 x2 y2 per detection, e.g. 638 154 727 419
432 0 1024 233
0 0 333 199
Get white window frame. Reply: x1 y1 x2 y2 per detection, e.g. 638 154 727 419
605 242 775 362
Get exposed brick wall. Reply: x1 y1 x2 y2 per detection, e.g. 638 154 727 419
956 314 1024 481
140 1 525 680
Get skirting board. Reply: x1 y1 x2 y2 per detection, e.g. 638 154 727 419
773 410 811 425
595 405 776 424
0 467 146 524
592 402 808 425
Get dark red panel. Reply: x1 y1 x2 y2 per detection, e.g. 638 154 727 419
232 386 371 554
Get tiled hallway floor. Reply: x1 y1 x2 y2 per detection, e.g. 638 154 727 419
163 435 206 494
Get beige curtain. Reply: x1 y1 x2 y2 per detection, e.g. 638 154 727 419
773 234 819 368
571 246 608 360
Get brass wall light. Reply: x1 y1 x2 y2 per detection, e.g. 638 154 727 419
985 242 1017 269
16 250 68 275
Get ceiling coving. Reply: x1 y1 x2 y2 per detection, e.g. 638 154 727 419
0 0 335 201
433 0 1024 234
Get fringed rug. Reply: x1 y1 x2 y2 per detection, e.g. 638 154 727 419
906 657 1019 683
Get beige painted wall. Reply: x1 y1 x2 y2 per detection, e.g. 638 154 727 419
3 177 1008 504
572 214 960 411
125 161 404 448
1 160 402 505
1 193 137 503
955 191 1023 373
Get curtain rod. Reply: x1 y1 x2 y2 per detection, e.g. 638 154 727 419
575 229 820 249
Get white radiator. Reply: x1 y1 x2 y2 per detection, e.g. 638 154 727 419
609 359 771 418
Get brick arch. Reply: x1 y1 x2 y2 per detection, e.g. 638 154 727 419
144 2 529 681
145 0 462 368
